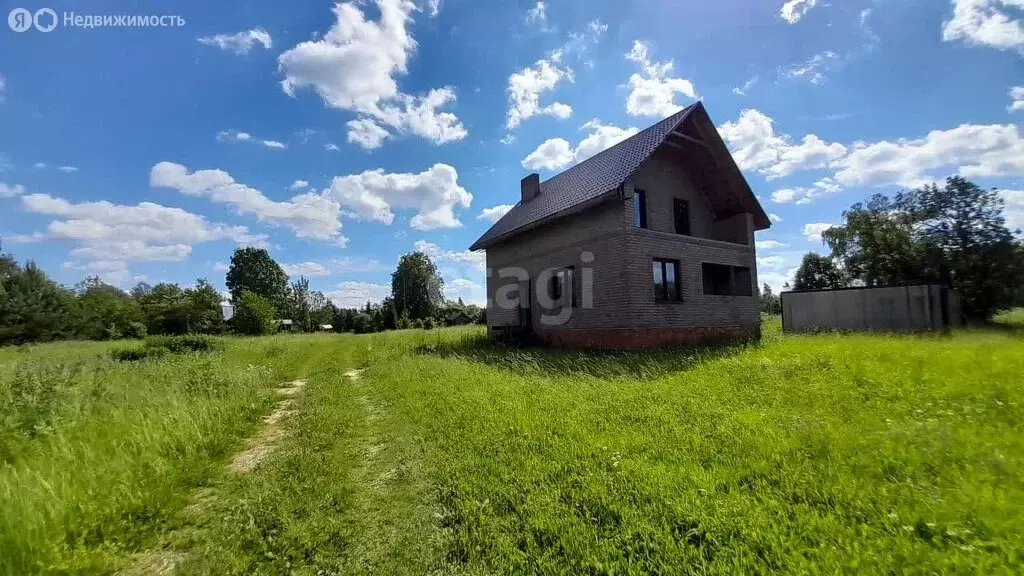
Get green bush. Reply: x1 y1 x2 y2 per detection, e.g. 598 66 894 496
110 346 167 362
122 321 147 340
232 291 277 336
424 317 437 330
410 318 424 330
143 334 219 354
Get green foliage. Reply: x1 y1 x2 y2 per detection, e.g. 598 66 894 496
793 253 847 291
391 251 444 321
351 312 375 334
225 247 288 306
71 277 144 341
423 317 437 330
110 345 168 362
123 321 147 340
823 194 926 287
144 334 220 354
231 291 277 336
0 259 74 346
759 283 782 314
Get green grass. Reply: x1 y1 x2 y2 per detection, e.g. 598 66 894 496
2 323 1023 574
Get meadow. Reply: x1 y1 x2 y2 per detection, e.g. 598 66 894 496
1 318 1023 574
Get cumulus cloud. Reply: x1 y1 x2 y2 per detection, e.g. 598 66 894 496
198 28 272 54
217 129 287 150
525 1 547 27
1002 189 1024 232
506 56 574 130
282 257 386 278
18 193 262 273
769 213 784 223
780 0 819 24
58 166 79 173
325 163 472 230
522 119 638 171
771 178 842 205
756 240 789 250
278 0 467 149
414 239 485 271
150 161 345 242
1010 86 1024 112
719 109 847 180
802 222 835 242
444 277 486 306
290 180 310 190
326 281 391 308
624 40 697 117
942 0 1024 53
478 204 514 223
0 183 25 198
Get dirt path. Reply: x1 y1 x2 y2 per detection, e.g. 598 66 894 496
118 378 308 575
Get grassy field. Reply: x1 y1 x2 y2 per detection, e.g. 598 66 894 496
1 318 1023 574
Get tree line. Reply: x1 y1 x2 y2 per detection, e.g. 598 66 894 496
786 177 1024 322
0 244 483 346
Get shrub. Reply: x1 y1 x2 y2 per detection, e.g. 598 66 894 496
144 334 219 354
232 291 277 336
424 317 437 330
123 321 147 340
110 346 168 362
411 318 424 330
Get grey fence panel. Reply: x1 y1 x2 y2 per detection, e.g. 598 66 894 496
781 285 953 333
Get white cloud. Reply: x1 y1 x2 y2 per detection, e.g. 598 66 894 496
624 40 697 117
326 281 391 308
290 179 310 190
831 123 1024 188
1002 189 1024 232
198 28 272 54
1010 86 1024 112
19 193 262 272
0 74 5 101
802 222 835 242
325 163 472 230
942 0 1024 53
33 162 46 169
0 183 25 198
282 257 386 278
719 109 847 180
217 130 287 150
758 256 785 268
771 177 842 204
444 278 486 306
756 240 789 250
525 1 547 26
347 118 392 149
58 166 79 173
506 57 574 130
150 161 345 241
522 119 639 171
562 19 609 56
781 51 838 85
414 239 486 271
733 75 759 96
769 213 784 223
325 142 340 152
427 0 442 18
478 204 514 223
781 0 819 24
278 0 466 149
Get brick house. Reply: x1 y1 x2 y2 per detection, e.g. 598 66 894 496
469 102 771 350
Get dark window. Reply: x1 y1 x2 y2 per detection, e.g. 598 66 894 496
547 266 577 307
702 263 753 296
634 189 648 229
653 259 680 302
673 198 691 235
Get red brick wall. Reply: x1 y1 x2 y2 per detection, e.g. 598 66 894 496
533 325 761 351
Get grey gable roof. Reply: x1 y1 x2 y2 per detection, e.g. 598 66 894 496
469 104 699 251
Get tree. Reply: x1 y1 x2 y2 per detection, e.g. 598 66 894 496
225 247 288 307
138 283 190 335
185 278 225 334
72 277 144 340
793 253 846 291
0 260 74 345
391 251 444 321
823 194 926 287
905 177 1024 320
286 276 311 330
759 283 782 315
232 290 277 335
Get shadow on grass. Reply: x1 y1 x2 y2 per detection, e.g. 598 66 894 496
415 332 757 380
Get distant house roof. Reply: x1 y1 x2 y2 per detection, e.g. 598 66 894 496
470 102 770 251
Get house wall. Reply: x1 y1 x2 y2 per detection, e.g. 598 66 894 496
482 146 761 348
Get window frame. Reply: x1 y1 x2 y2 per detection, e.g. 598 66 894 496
634 189 648 229
701 263 754 297
652 258 681 302
673 198 691 236
547 266 578 308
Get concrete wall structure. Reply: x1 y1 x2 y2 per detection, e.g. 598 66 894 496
781 285 959 333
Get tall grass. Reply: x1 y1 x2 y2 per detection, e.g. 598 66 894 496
0 335 337 574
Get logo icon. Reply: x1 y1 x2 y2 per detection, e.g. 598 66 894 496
8 8 32 32
33 8 56 32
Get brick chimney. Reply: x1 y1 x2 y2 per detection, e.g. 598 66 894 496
521 173 540 203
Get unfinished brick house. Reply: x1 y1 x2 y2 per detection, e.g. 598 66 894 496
469 102 771 350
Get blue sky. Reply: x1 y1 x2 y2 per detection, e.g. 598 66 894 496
1 0 1022 307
